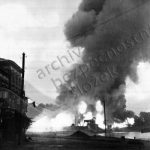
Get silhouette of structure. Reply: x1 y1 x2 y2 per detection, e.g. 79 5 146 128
0 54 29 145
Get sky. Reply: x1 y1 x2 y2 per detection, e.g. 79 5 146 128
0 0 82 103
1 0 150 115
126 62 150 114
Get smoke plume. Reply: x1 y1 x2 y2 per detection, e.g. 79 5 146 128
56 0 150 125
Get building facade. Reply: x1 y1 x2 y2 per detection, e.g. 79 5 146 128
0 58 28 144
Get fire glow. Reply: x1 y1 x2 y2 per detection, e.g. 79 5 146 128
27 111 74 132
78 101 87 114
77 100 105 128
112 118 135 128
28 100 135 133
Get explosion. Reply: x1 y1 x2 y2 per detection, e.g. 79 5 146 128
28 0 150 133
63 0 150 125
28 99 134 132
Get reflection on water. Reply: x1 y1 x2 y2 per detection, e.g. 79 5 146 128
98 132 150 140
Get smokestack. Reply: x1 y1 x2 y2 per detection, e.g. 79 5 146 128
21 52 25 98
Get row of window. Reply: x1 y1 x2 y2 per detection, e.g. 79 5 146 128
0 77 21 95
0 90 27 113
0 67 22 96
11 69 22 88
11 74 22 87
0 66 22 88
0 73 9 82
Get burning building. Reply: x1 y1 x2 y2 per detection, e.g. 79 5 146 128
57 0 150 129
28 0 150 134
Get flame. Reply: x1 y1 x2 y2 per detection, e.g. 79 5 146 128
84 112 93 120
95 100 105 129
112 118 135 128
96 113 105 129
28 111 74 132
78 101 87 114
28 98 134 132
78 100 105 128
79 112 93 126
127 118 134 125
96 100 103 112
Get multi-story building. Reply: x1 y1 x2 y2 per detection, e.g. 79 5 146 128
0 58 28 143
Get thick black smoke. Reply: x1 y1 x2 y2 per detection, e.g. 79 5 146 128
57 0 150 124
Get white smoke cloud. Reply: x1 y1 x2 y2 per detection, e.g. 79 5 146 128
126 62 150 113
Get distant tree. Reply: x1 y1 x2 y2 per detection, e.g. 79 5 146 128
139 112 150 126
134 112 150 128
134 115 143 127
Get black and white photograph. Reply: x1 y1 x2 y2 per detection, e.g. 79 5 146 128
0 0 150 149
